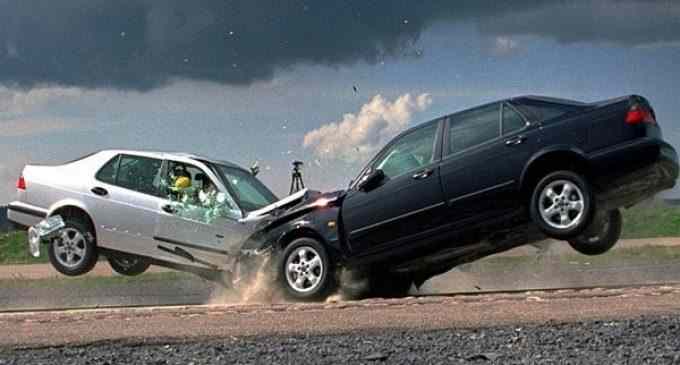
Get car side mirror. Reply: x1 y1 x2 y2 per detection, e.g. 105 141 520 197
357 169 385 192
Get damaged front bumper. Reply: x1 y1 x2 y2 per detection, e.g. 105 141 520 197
26 215 66 258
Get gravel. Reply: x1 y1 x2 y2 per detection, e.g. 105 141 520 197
3 315 680 364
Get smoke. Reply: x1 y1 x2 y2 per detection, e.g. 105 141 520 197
303 93 432 163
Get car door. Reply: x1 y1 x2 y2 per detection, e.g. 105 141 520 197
153 159 248 268
341 120 447 255
439 102 537 228
88 153 166 258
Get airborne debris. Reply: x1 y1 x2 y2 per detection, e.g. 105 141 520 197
364 352 389 361
466 352 500 362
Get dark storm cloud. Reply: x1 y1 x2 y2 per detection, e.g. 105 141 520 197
0 1 678 91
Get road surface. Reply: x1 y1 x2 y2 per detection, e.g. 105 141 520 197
1 285 680 364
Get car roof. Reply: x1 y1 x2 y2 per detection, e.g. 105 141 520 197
95 149 245 170
510 95 587 106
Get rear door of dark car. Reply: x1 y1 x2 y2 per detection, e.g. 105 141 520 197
341 120 446 256
439 102 538 229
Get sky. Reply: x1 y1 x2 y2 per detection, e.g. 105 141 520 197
1 1 680 202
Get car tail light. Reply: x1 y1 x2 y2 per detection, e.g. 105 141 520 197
625 104 656 125
16 175 26 190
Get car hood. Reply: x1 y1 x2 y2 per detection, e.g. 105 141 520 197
240 189 345 227
242 188 311 221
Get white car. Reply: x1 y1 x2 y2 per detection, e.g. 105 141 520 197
7 150 306 279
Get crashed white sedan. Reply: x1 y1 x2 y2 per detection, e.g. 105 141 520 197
7 150 304 279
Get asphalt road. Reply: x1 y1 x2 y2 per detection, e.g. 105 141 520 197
2 285 680 364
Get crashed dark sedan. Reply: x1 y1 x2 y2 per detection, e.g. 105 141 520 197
239 94 678 300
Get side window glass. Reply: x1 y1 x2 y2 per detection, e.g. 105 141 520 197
116 155 163 196
502 103 527 134
163 161 241 223
95 155 119 185
516 102 576 122
374 123 438 179
448 103 500 155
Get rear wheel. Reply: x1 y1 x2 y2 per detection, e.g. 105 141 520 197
530 171 595 239
568 209 622 256
107 251 150 276
278 238 336 301
47 218 98 276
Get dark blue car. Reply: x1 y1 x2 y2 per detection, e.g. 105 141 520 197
240 94 678 301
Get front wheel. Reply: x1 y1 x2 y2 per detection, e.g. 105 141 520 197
568 209 622 256
107 251 150 276
530 170 595 239
277 238 336 301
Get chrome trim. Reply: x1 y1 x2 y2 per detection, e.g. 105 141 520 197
349 201 446 236
154 236 229 256
448 180 515 205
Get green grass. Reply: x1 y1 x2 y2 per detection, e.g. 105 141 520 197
1 202 679 265
0 231 48 265
621 203 680 239
476 245 680 272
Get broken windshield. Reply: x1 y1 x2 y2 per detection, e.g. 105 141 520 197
214 165 278 213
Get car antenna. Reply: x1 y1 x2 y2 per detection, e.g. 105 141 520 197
290 160 305 195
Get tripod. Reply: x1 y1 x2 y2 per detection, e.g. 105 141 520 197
290 161 305 195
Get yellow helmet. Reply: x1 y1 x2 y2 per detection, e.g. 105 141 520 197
174 176 191 189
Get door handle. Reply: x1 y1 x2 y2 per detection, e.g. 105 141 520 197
505 135 526 146
91 187 108 196
161 204 176 214
412 169 434 180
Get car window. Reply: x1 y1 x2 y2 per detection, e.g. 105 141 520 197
448 103 500 155
163 160 242 222
502 103 527 134
115 155 163 196
217 166 278 212
514 101 578 122
95 155 120 185
374 123 438 179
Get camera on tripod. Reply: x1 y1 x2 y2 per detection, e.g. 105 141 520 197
290 160 305 195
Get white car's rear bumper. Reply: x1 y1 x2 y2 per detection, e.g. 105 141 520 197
7 201 48 230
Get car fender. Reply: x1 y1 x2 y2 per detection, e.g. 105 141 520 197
242 206 344 262
47 198 91 218
519 145 589 188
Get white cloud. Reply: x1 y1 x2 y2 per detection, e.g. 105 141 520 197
0 117 76 137
0 86 84 114
491 36 522 56
303 93 432 163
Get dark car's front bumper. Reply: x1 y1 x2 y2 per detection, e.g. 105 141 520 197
590 138 679 209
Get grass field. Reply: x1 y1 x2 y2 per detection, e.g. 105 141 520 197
1 202 679 265
621 204 680 239
0 231 46 265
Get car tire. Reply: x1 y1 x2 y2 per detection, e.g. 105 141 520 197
107 251 151 276
277 237 336 301
47 218 98 276
530 170 595 240
568 209 622 256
